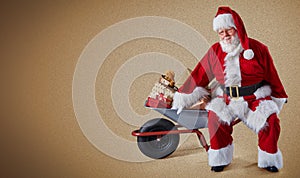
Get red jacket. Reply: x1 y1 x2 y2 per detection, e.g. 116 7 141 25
179 38 288 99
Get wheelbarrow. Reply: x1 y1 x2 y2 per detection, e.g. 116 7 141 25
131 106 241 159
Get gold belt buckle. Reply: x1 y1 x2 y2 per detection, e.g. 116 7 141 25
229 85 239 100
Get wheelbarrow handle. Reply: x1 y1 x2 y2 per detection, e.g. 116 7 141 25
231 118 242 126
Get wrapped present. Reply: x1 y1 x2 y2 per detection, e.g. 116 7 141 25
145 96 172 108
145 70 177 108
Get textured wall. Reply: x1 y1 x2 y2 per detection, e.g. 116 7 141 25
1 0 299 177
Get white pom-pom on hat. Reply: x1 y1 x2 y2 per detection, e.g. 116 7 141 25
243 49 254 60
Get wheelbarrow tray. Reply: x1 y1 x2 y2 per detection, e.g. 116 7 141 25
147 106 208 130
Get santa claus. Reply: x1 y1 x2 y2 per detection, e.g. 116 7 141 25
172 6 288 172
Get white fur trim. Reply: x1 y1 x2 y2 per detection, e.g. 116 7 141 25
206 90 249 125
171 87 209 114
207 98 279 133
208 144 234 166
215 86 224 96
254 85 271 99
243 49 254 60
223 44 243 87
271 97 286 113
258 147 283 169
245 100 279 133
213 14 236 32
206 97 234 125
207 85 279 132
228 99 248 120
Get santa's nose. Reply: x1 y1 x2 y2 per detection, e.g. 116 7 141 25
224 31 230 37
224 35 231 40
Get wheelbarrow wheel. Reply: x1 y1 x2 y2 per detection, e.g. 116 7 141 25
137 118 179 159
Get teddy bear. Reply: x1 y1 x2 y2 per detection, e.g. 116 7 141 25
160 70 177 90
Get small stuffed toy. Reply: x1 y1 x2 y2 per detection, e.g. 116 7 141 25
161 70 177 90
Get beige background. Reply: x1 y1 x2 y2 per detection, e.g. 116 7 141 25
1 0 300 177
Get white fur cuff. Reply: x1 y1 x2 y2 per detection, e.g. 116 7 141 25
271 97 287 113
171 87 209 114
258 147 283 169
208 144 234 166
254 85 271 99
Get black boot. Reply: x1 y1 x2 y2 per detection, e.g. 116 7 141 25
211 165 225 172
265 166 279 172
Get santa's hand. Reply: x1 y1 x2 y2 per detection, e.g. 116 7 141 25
171 92 184 114
176 107 183 115
171 102 183 115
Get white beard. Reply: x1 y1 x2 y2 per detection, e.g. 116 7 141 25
219 33 240 53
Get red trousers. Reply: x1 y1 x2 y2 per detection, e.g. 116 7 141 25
208 111 280 154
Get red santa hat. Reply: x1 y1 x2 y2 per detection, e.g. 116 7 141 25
213 6 254 60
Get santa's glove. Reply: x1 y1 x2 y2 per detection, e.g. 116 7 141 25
176 107 184 115
171 92 184 114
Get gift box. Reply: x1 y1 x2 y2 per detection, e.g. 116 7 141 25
145 96 172 108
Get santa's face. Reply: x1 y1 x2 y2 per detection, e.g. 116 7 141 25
218 27 240 53
218 27 237 44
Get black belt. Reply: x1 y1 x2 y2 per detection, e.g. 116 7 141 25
221 81 264 98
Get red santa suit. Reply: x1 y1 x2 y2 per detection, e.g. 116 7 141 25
172 7 288 170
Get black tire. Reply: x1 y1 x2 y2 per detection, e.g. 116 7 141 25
137 118 179 159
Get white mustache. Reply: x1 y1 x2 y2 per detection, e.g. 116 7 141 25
223 36 233 43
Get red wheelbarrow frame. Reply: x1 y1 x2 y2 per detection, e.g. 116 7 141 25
132 118 241 152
